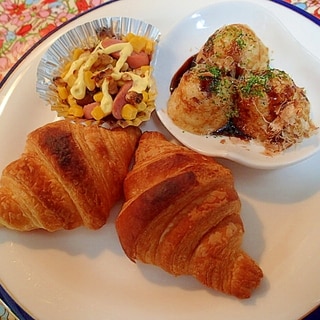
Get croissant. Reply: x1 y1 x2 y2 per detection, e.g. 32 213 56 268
0 120 141 231
116 131 263 299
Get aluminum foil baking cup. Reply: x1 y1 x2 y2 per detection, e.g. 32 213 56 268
36 16 161 127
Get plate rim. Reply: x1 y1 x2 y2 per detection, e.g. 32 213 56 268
0 0 316 320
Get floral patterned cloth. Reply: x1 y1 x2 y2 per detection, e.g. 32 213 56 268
0 0 105 82
0 0 319 82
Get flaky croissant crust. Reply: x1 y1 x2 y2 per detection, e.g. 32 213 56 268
116 131 263 299
0 120 141 231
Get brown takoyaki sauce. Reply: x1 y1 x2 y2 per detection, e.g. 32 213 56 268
170 55 197 94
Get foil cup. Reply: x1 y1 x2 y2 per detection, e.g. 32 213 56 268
36 17 161 128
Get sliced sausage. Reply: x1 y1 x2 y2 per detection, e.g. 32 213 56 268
101 38 149 68
101 38 124 48
112 81 133 119
83 102 99 119
127 51 150 69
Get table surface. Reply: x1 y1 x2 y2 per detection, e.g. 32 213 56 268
0 0 320 319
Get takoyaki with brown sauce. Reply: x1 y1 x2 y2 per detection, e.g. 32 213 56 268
167 24 317 153
196 24 269 77
167 64 237 135
234 69 317 152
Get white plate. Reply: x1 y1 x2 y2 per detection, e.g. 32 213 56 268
0 0 320 319
154 1 320 169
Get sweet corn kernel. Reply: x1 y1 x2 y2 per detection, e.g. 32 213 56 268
57 86 69 100
136 101 147 112
73 48 85 60
84 70 95 91
126 34 155 54
123 33 135 41
67 94 79 107
93 91 103 102
91 105 106 120
142 91 149 102
145 40 154 55
129 36 147 53
140 65 151 72
121 104 138 120
68 105 84 117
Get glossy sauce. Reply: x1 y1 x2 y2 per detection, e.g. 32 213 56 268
170 55 196 93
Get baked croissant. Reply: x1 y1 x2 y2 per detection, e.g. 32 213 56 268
0 120 141 231
116 131 263 299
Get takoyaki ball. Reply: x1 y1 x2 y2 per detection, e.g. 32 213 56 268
168 64 236 135
233 69 317 152
196 24 269 77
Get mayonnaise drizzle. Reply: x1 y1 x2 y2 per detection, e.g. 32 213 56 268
100 79 113 114
62 52 89 82
127 70 150 93
70 52 99 99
